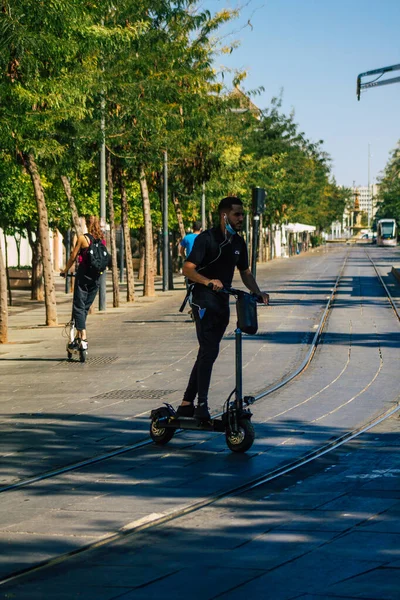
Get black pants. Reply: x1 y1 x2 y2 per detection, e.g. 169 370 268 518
72 271 99 331
183 293 230 405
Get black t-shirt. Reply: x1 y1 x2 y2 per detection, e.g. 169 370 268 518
186 227 249 305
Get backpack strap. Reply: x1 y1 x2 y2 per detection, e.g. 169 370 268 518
84 233 93 245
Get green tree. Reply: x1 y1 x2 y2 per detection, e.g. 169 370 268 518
375 142 400 224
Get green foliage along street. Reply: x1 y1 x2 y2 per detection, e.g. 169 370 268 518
0 0 350 336
375 142 400 225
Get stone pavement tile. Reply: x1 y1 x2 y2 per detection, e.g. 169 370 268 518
222 530 338 570
357 509 400 534
293 596 354 599
0 584 120 600
1 562 187 599
313 531 400 563
317 493 399 514
273 509 367 533
252 491 344 512
327 566 400 600
1 508 131 537
0 532 95 579
114 565 265 600
215 553 381 600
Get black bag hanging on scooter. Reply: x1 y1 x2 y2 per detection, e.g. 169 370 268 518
236 292 258 335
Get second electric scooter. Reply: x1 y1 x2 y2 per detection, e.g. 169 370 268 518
61 274 88 363
149 287 264 453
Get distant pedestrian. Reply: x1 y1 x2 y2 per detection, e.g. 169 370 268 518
60 216 107 352
179 221 202 258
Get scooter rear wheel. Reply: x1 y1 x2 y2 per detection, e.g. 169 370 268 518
226 419 255 453
150 420 175 445
79 349 87 363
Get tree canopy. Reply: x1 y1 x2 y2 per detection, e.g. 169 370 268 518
0 0 346 243
375 142 400 225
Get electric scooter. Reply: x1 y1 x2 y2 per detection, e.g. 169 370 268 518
61 273 88 363
149 287 265 453
65 318 88 363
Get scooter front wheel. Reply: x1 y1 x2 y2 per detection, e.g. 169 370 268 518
226 419 255 453
150 420 175 445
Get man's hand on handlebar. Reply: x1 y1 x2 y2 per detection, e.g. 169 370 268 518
259 292 269 305
207 279 224 292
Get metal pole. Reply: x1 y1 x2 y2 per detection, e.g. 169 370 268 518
163 150 169 291
119 226 124 283
99 96 107 311
251 215 260 277
368 143 371 227
156 229 161 276
235 328 243 406
201 181 206 230
168 232 174 290
65 229 71 294
245 213 250 257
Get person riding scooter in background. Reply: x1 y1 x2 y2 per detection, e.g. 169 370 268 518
60 216 106 352
176 197 269 420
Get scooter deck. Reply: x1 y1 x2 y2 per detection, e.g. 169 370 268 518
158 416 226 433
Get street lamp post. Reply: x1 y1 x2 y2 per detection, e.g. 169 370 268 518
162 151 169 291
251 187 266 277
98 96 107 311
201 181 206 231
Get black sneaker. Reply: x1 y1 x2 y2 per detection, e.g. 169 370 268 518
176 404 195 418
68 339 79 351
194 403 211 421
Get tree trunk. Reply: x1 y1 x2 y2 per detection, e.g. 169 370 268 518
172 194 186 240
0 235 8 343
24 152 58 326
106 153 120 308
139 167 155 297
14 233 21 268
138 232 145 281
118 169 135 302
27 227 44 301
61 175 83 236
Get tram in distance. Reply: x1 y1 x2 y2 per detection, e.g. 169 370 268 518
376 219 397 247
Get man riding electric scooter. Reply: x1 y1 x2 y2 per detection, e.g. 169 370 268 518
177 197 269 420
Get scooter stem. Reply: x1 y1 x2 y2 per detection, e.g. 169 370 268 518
235 328 243 408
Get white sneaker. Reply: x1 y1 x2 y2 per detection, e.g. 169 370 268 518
79 339 88 351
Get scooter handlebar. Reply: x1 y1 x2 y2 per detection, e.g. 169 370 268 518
227 288 265 304
206 283 266 304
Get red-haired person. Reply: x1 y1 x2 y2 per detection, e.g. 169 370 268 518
61 216 105 351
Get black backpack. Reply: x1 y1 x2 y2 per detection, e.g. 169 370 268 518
84 234 110 277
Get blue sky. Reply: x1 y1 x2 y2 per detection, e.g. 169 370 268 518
204 0 400 187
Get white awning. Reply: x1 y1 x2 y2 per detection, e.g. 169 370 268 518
284 223 316 233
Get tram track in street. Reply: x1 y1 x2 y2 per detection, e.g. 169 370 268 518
1 247 399 586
